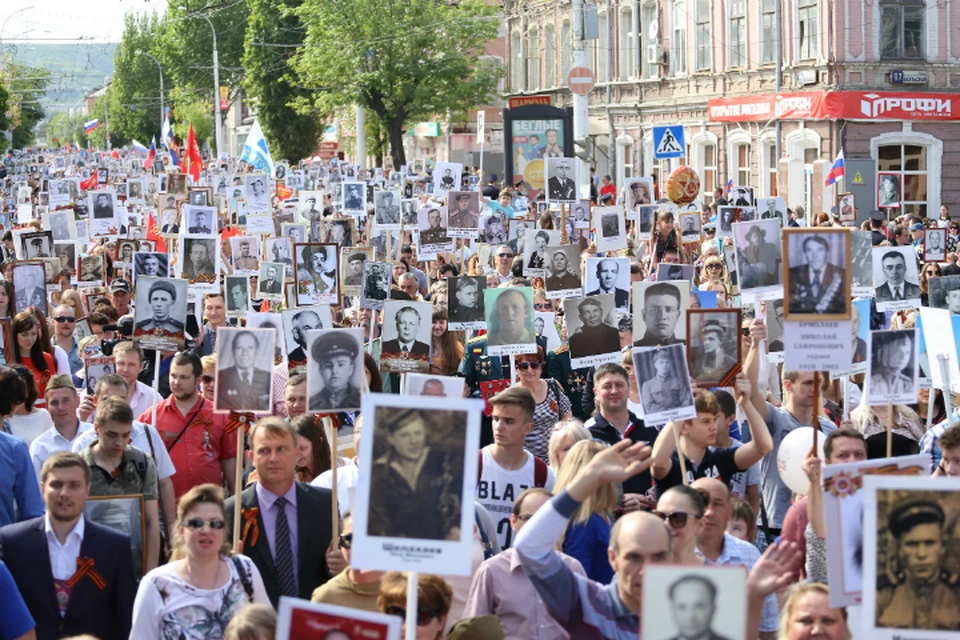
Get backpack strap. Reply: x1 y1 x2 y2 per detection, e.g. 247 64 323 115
131 447 148 483
230 555 255 602
477 449 483 485
533 456 548 488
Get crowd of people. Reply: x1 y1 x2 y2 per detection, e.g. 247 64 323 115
0 146 956 640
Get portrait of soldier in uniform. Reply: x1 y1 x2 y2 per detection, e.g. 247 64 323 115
135 280 185 335
307 330 363 412
638 347 691 416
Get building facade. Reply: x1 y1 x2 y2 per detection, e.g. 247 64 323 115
504 0 959 220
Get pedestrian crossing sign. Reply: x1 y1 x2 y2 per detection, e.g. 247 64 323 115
653 125 685 159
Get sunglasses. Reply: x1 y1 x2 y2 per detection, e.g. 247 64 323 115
705 263 722 270
654 511 701 529
534 303 552 311
200 375 215 384
497 253 514 259
53 316 76 323
181 518 226 530
339 533 353 549
515 361 543 371
384 605 440 626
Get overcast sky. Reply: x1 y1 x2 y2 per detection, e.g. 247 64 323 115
1 1 164 43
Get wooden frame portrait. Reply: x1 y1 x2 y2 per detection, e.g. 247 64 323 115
83 494 147 580
877 172 902 209
837 191 856 223
84 356 116 396
686 308 743 386
782 227 852 322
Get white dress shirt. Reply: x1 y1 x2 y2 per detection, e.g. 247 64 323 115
30 421 94 481
71 420 176 480
45 513 85 582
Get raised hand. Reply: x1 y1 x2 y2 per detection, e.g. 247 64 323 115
746 540 802 600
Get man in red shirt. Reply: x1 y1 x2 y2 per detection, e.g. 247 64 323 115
137 352 237 498
599 175 616 201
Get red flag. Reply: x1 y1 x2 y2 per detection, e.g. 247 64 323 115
80 171 98 191
185 124 203 182
110 149 120 160
147 211 167 252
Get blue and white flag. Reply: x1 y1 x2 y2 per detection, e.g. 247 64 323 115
239 118 275 179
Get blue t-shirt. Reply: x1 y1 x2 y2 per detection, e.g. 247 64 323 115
0 559 34 640
0 430 43 527
562 512 614 584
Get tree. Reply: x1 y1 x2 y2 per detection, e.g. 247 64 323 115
107 13 166 147
243 0 322 163
2 64 49 149
292 0 502 168
0 82 8 132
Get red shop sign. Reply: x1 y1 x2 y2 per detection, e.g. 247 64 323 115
707 91 959 122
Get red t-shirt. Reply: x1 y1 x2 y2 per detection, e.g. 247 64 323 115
599 183 617 198
20 352 56 406
780 496 809 581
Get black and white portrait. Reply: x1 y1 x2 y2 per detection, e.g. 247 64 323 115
877 173 902 209
838 192 856 222
402 373 465 399
687 309 742 386
178 237 218 283
281 305 333 372
12 263 47 314
84 356 115 397
545 157 579 204
928 274 960 313
585 257 631 313
765 299 785 357
78 255 104 285
245 174 271 213
339 248 371 296
214 327 275 413
160 208 179 234
625 177 654 211
865 329 918 406
380 300 433 374
784 229 850 320
637 204 657 235
594 204 626 253
274 162 288 181
478 213 508 246
257 262 286 300
294 243 338 305
225 275 251 317
432 161 463 199
342 181 366 214
484 286 537 356
360 260 391 310
325 218 353 248
84 495 146 580
167 173 187 196
572 200 590 229
924 228 946 263
679 212 701 244
352 393 479 575
730 186 754 207
114 240 137 268
126 180 144 202
447 276 486 330
632 280 690 347
418 205 451 254
374 190 402 227
544 245 582 299
298 190 324 222
89 190 117 236
400 198 418 226
184 205 216 235
48 211 74 243
641 565 746 640
632 343 696 425
306 328 364 413
655 263 695 283
21 231 53 259
231 236 261 274
133 277 188 351
133 252 169 281
851 230 874 297
758 197 786 223
563 294 621 368
872 245 921 311
280 223 306 245
265 237 294 277
732 219 783 294
523 228 560 277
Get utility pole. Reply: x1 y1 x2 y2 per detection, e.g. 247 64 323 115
196 12 221 160
356 105 365 169
571 0 588 144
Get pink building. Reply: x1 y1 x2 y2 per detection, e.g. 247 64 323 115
504 0 959 220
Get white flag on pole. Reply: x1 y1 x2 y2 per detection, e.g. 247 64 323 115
239 119 275 179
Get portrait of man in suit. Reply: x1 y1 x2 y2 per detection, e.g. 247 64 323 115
227 276 249 314
308 331 362 412
93 192 114 219
216 330 272 412
874 249 921 304
786 234 848 317
259 264 283 295
287 309 323 365
448 276 485 325
382 304 431 372
547 158 577 202
665 575 732 640
225 419 333 606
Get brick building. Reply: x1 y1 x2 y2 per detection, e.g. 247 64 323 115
503 0 960 221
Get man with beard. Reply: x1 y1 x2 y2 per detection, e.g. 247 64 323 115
634 283 683 347
308 332 361 412
568 297 619 358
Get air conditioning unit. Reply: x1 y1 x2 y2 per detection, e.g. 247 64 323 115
647 44 665 65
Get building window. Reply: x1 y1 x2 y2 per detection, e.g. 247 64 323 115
881 0 924 59
761 0 776 65
878 143 928 217
511 31 522 90
671 0 687 75
642 2 659 78
525 30 540 90
620 8 635 79
598 13 609 82
703 143 717 203
544 25 556 87
694 0 711 71
729 0 746 68
766 141 779 196
735 143 751 187
798 0 818 60
561 21 572 81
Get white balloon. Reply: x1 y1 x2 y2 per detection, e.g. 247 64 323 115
777 427 827 496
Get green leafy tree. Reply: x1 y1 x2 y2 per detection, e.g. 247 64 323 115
170 88 213 142
4 64 49 149
292 0 502 168
108 13 165 147
0 81 8 132
243 0 322 163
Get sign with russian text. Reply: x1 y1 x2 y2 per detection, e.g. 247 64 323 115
708 91 958 122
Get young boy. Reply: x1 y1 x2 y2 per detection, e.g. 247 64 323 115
933 424 960 476
726 497 757 544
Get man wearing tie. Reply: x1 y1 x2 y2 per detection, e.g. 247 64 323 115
875 249 921 303
382 306 431 369
548 160 576 202
259 265 282 295
216 331 272 412
787 235 847 315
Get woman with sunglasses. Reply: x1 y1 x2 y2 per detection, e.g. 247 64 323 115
920 262 943 306
655 484 707 565
378 571 453 640
131 483 269 639
947 222 960 254
199 354 217 403
512 346 572 461
312 512 384 611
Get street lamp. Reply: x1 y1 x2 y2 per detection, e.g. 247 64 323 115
0 5 36 49
194 12 221 160
135 49 164 140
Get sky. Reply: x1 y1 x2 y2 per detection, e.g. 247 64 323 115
1 0 164 44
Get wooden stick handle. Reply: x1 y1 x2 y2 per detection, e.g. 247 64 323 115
232 417 245 552
812 372 820 452
324 416 339 550
886 404 894 459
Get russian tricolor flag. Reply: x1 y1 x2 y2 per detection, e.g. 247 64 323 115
131 139 149 154
825 150 845 187
84 119 99 133
144 137 156 170
724 178 734 196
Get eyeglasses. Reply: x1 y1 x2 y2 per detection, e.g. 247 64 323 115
53 316 76 323
338 533 353 549
534 302 552 311
200 375 215 384
705 263 722 270
384 605 440 626
181 518 226 530
497 253 514 259
654 511 701 529
515 361 543 371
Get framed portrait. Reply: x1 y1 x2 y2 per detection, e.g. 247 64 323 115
478 212 508 246
924 228 947 262
126 179 145 203
84 356 116 396
821 455 927 608
872 245 922 312
417 205 452 257
341 181 367 215
402 372 465 398
865 328 918 406
225 275 251 318
782 228 851 321
294 243 339 305
325 217 354 248
231 236 261 275
182 205 216 236
571 199 591 229
305 328 365 412
281 222 308 245
655 264 695 284
431 161 463 199
88 190 118 237
679 212 701 244
360 261 391 310
19 230 54 260
373 190 402 228
83 494 146 580
641 565 747 640
114 239 137 268
584 257 631 313
275 599 401 640
447 191 481 239
563 293 621 369
167 172 188 197
877 172 902 209
632 343 696 425
133 277 188 351
625 177 654 210
861 475 960 639
544 157 580 205
732 219 784 301
298 190 325 222
379 301 433 374
214 327 276 414
245 174 271 213
177 237 220 286
838 192 856 223
522 228 560 278
132 252 170 284
48 210 76 244
716 206 739 238
352 392 482 575
632 280 691 347
187 187 212 207
851 230 875 298
829 298 872 379
543 245 582 300
535 310 562 353
282 304 333 368
484 286 537 357
12 262 49 315
338 247 372 297
764 299 785 362
265 237 295 278
447 275 486 331
686 308 742 386
257 261 286 301
593 204 627 253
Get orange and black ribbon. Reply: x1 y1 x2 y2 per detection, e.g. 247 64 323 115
225 412 255 436
241 507 260 548
67 557 107 590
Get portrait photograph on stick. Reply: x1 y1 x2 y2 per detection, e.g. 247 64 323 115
402 372 465 398
877 172 902 209
632 280 690 347
563 294 621 369
523 228 560 277
484 286 537 356
306 328 364 413
641 565 747 640
282 305 333 374
625 176 654 210
84 356 115 397
632 343 696 425
294 243 339 306
783 228 851 321
224 275 250 318
851 230 874 298
686 308 742 386
679 212 701 244
214 327 275 413
351 392 481 575
594 204 627 253
12 261 48 314
872 245 922 312
865 328 919 406
133 277 188 351
924 228 947 263
733 219 783 300
379 300 433 374
133 252 170 282
543 244 582 299
447 275 486 330
838 192 856 223
928 274 960 313
177 237 219 286
585 256 631 313
545 157 579 204
446 191 480 238
360 260 391 310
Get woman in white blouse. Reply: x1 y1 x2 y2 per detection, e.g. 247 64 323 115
130 483 269 640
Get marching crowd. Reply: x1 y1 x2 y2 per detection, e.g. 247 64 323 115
0 147 957 640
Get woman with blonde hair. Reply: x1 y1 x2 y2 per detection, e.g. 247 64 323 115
553 439 618 583
224 604 276 640
130 484 269 639
778 582 850 640
547 418 591 476
850 400 925 454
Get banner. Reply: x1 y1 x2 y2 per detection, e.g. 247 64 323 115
707 91 960 122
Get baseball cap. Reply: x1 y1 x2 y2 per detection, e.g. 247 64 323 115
111 278 131 293
910 223 925 232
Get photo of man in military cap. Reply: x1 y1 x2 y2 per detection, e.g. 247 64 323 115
307 328 364 412
448 192 480 232
133 277 188 350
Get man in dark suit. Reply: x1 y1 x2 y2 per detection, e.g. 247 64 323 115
382 305 431 362
188 211 211 235
287 309 323 366
15 267 46 311
568 297 620 358
226 418 333 606
665 575 733 640
259 265 282 295
92 193 113 219
787 234 847 315
548 160 576 201
875 249 921 302
587 258 630 311
0 452 135 640
216 330 271 412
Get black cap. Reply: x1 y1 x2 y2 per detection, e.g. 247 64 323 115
870 210 885 222
887 497 945 538
310 331 358 363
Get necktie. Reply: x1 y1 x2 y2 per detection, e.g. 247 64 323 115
274 497 297 597
242 372 249 386
895 286 902 301
402 345 409 356
812 270 822 297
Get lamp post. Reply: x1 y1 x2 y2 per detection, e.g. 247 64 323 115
0 5 35 49
194 12 221 160
135 50 163 139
